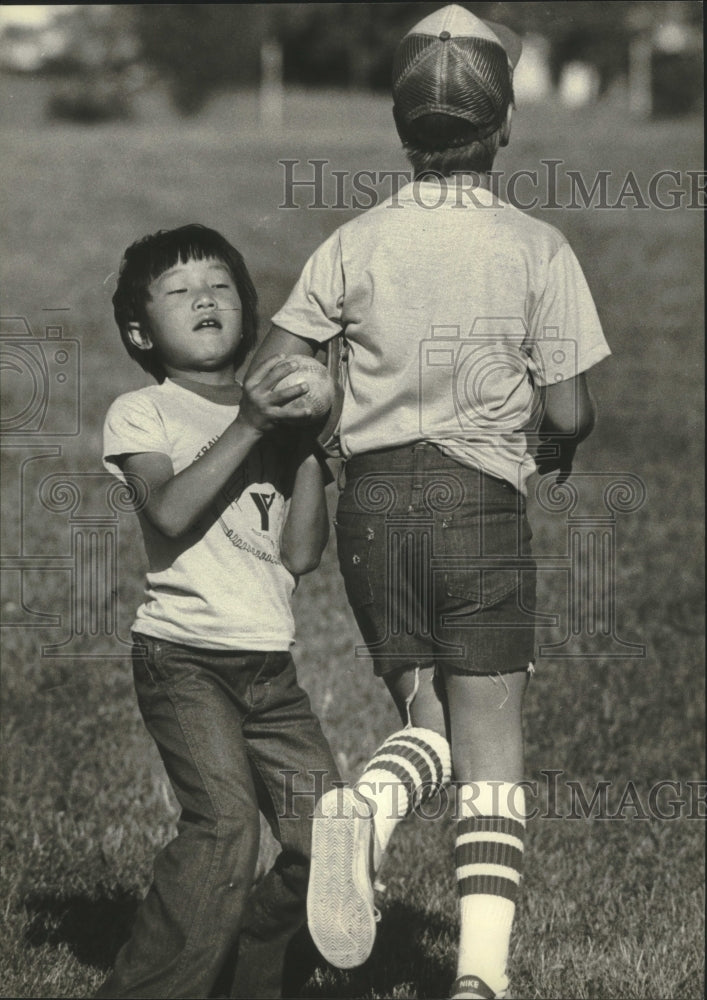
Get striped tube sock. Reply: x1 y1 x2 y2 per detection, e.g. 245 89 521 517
455 781 526 997
354 727 452 865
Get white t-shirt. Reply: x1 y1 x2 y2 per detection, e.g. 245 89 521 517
272 179 611 492
103 379 296 650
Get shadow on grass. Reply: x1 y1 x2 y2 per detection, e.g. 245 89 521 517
23 889 140 970
20 895 452 997
303 899 454 999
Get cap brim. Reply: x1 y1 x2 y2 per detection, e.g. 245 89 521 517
483 18 522 68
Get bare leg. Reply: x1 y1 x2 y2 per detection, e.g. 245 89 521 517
442 668 528 784
383 664 448 737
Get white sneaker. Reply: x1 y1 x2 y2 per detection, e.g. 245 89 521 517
307 786 378 969
450 975 511 999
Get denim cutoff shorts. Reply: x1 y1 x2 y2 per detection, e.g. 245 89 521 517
335 442 537 677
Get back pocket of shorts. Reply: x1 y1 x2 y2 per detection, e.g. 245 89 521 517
334 516 374 608
441 512 531 609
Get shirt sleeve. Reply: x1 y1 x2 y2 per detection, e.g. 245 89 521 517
527 242 611 387
103 393 170 481
271 231 344 344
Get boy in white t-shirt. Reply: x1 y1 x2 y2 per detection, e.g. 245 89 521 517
97 223 338 999
250 6 611 999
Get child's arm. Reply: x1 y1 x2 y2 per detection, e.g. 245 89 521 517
250 325 317 367
533 372 596 483
279 434 330 575
247 328 332 573
122 355 309 539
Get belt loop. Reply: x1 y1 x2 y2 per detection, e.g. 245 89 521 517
336 458 346 493
409 443 425 512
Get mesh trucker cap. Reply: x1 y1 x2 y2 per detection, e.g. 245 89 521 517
392 4 522 150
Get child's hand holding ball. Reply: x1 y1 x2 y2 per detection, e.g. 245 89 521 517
277 357 337 422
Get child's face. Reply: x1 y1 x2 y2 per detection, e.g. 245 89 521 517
141 256 243 379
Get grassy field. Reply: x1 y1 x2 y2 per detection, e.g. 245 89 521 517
0 82 704 999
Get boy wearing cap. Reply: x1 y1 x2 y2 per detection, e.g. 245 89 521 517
251 5 610 999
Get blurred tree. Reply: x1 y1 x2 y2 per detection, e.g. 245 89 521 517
44 7 139 123
277 3 472 89
506 0 702 95
272 2 641 93
133 5 267 114
43 6 138 77
42 3 700 117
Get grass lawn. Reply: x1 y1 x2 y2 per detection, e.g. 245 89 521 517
1 83 704 998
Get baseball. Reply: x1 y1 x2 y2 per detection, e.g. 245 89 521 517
277 357 336 420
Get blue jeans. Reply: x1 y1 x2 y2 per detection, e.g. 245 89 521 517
96 634 339 999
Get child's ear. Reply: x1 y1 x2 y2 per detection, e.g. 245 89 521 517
127 321 153 352
499 104 513 148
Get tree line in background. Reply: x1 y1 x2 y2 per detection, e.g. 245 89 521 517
17 2 703 121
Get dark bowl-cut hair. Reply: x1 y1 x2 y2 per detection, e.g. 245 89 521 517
112 223 258 382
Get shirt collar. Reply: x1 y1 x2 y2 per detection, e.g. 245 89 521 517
167 376 242 406
395 177 504 210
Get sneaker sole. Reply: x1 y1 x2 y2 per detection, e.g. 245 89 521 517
451 994 511 1000
307 786 377 969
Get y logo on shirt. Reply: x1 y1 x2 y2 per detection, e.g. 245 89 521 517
250 491 276 532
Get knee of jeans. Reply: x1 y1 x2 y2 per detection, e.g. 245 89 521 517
211 803 261 858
